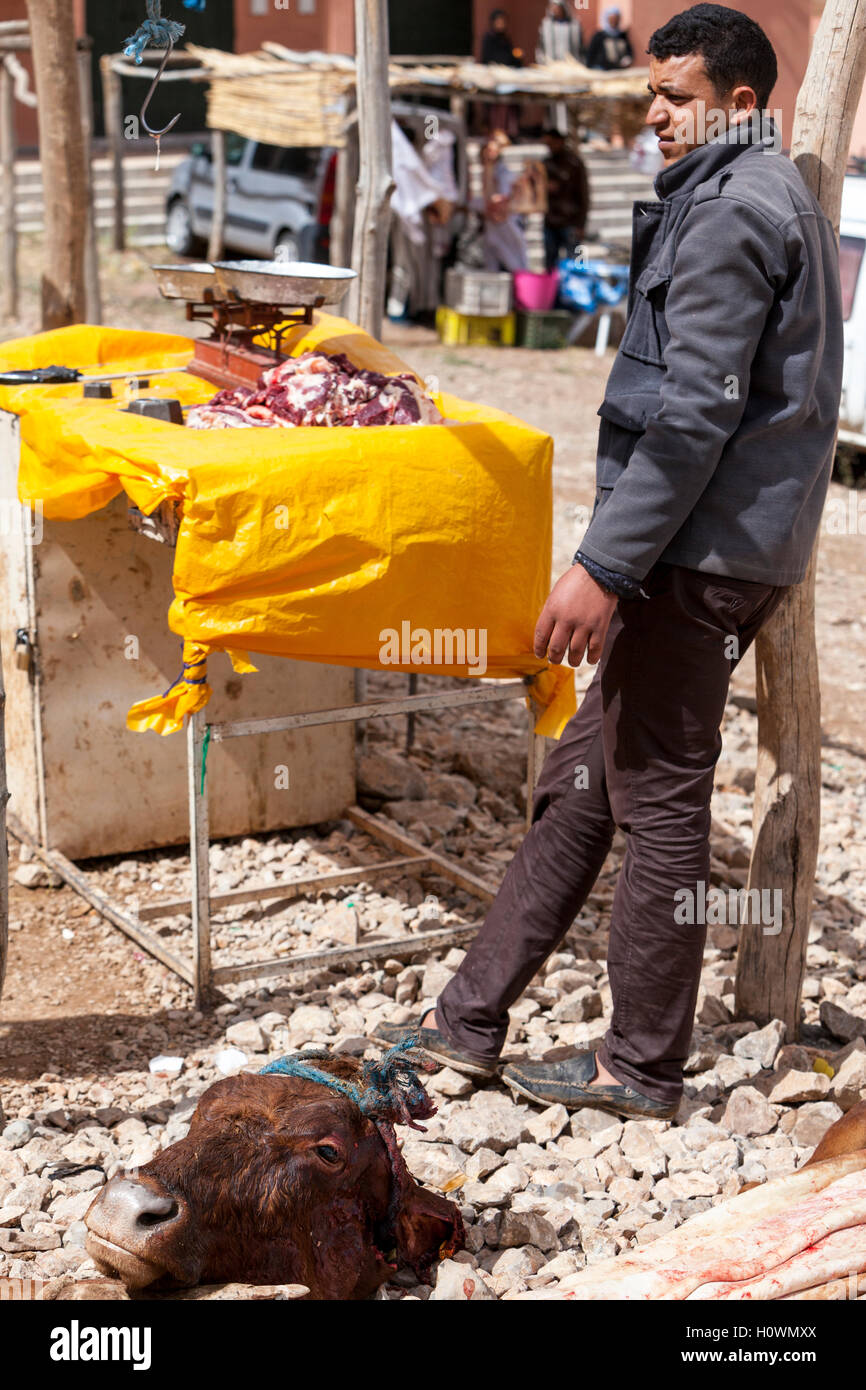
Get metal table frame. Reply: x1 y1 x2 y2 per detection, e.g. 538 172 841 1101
10 677 547 1006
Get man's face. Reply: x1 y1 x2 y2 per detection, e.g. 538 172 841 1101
645 53 757 166
494 13 507 31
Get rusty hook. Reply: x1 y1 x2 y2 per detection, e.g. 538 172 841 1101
140 38 181 139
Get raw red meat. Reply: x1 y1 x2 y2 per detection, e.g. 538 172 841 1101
186 350 443 430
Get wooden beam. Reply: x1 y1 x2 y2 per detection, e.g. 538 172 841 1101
100 53 125 253
137 855 430 921
76 41 101 324
207 127 226 263
0 58 17 322
25 0 87 328
5 813 194 986
735 0 866 1032
345 0 394 338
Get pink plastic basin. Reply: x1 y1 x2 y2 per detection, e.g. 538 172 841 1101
513 269 560 312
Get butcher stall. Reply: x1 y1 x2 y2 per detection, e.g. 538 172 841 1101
0 260 573 1003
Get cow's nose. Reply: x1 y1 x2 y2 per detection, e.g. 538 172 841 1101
90 1176 180 1239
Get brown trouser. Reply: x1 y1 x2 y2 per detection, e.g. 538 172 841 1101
437 563 787 1105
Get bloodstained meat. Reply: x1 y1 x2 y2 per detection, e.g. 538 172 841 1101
187 350 443 430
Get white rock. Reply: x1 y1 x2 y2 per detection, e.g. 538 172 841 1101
286 1006 335 1041
620 1123 667 1178
429 1259 496 1301
2 1121 33 1150
420 960 456 1000
788 1101 844 1149
732 1018 786 1068
427 1068 473 1099
713 1054 762 1088
486 1163 529 1197
148 1056 184 1078
490 1245 546 1278
224 1020 266 1052
722 1085 777 1137
214 1047 248 1075
14 862 61 889
527 1104 569 1145
830 1048 866 1110
399 1141 465 1192
464 1148 505 1181
551 988 603 1024
768 1070 831 1105
448 1093 532 1154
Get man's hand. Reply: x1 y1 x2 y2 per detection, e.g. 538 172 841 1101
534 564 619 667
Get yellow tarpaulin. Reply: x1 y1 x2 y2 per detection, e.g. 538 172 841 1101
1 315 575 738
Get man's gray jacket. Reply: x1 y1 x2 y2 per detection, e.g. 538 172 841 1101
577 124 843 586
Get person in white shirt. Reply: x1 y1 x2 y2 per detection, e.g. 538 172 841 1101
536 1 585 64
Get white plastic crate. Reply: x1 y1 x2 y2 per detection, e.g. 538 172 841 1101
444 268 514 318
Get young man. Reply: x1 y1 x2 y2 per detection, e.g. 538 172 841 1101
377 5 843 1121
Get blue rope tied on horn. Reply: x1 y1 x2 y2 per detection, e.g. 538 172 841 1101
260 1038 461 1273
123 0 205 64
261 1036 437 1132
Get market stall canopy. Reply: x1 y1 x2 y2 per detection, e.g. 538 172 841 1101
185 41 650 149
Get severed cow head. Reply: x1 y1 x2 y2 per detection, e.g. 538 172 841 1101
84 1049 462 1300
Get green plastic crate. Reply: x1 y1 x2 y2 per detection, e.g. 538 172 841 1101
515 310 573 350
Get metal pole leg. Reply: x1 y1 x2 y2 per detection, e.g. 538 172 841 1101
525 703 548 831
188 708 212 1007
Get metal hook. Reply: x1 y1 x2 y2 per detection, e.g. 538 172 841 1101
140 38 181 138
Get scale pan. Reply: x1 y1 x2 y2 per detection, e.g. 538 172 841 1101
212 260 357 307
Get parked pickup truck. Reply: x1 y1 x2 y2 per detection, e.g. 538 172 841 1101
165 132 337 264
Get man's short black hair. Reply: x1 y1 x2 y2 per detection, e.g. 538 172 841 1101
647 4 778 108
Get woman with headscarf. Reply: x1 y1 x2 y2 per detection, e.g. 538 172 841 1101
586 8 634 70
480 9 523 67
536 1 585 64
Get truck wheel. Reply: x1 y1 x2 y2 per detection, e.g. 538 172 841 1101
274 231 302 264
165 199 204 258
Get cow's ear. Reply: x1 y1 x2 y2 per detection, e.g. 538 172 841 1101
394 1183 464 1278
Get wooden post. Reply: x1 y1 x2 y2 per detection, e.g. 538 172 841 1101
25 0 88 328
0 58 17 322
100 53 126 253
0 639 8 1003
345 0 394 338
735 0 866 1032
77 39 101 324
207 126 226 264
330 137 356 269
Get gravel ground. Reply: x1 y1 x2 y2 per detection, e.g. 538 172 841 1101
1 241 865 1301
2 687 865 1300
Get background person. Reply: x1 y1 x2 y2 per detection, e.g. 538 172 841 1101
537 1 585 64
543 127 590 268
480 8 523 66
586 7 634 70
